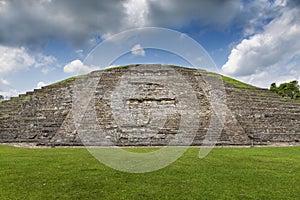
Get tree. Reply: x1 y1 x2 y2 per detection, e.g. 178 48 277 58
270 80 300 99
0 95 3 101
270 83 278 92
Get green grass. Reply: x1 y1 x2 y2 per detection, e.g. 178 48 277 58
48 74 89 87
48 77 78 87
207 72 256 88
0 145 299 199
35 65 257 90
221 76 256 88
104 64 135 71
0 114 10 119
104 64 256 89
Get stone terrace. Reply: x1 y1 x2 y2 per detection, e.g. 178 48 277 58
0 65 299 146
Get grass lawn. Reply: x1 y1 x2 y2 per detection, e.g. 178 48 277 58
0 145 299 200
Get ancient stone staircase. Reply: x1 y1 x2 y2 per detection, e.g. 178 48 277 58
224 83 300 144
0 64 299 146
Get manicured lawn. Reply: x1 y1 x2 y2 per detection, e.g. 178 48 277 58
0 145 299 199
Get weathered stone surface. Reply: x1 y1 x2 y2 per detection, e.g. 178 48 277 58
0 64 299 146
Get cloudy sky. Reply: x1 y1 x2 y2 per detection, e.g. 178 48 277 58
0 0 300 97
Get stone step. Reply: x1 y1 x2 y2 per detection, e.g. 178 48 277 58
1 65 299 146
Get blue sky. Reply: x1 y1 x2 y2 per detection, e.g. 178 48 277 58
0 0 300 97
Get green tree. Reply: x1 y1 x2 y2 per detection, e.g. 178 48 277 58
0 95 3 101
270 83 278 92
270 80 300 99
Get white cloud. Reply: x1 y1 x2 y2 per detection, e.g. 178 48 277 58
146 0 241 29
0 45 58 75
237 0 280 36
37 81 47 89
275 0 287 7
0 45 35 74
105 65 120 69
179 33 188 39
124 0 149 28
0 0 126 47
0 89 19 98
233 70 300 89
195 57 203 62
34 54 57 68
41 67 53 75
131 44 145 56
0 0 242 48
75 49 84 58
63 59 100 75
0 78 9 86
222 7 300 88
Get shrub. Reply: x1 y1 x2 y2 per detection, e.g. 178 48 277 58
270 80 300 99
